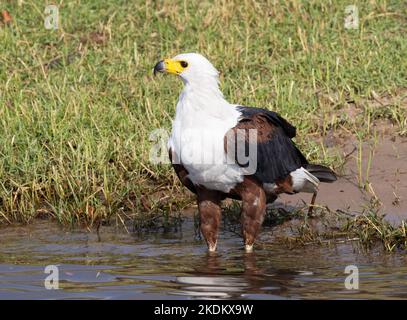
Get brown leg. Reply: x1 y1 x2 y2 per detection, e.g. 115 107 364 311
197 189 222 252
308 192 317 216
233 178 267 252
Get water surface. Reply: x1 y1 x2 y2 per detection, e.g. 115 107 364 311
0 219 406 299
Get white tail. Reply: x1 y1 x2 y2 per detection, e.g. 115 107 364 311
290 167 320 193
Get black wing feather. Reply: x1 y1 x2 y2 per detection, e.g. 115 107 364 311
236 106 308 183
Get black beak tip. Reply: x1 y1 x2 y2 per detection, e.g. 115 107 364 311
153 60 165 76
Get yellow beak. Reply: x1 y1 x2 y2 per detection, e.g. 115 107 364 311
153 59 185 75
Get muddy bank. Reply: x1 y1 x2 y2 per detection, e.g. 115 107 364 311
278 132 407 224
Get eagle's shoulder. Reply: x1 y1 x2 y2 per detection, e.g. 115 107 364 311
235 105 297 139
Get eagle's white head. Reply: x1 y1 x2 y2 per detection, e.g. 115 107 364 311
153 53 220 87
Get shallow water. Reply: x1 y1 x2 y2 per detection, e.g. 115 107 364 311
0 219 406 300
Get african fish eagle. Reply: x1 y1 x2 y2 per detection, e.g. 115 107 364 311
153 53 336 252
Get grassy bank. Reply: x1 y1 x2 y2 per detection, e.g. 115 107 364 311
223 200 407 252
0 0 406 226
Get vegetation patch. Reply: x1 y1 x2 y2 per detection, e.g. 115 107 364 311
0 0 406 227
239 202 407 253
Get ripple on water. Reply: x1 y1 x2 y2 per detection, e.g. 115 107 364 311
0 220 406 299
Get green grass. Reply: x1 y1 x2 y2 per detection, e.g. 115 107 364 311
0 0 406 225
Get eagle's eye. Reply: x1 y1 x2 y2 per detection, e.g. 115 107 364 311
180 61 188 68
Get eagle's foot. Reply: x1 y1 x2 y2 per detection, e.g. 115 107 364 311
244 244 254 253
207 241 217 252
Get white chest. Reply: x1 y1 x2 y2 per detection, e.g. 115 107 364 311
168 90 244 193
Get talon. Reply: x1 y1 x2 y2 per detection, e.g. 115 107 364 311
244 244 253 253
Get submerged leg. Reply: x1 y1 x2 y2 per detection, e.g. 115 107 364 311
234 178 267 252
197 190 222 252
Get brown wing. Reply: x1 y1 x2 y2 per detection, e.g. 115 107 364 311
225 106 308 184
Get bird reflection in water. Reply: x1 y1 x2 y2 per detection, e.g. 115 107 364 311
173 252 286 299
